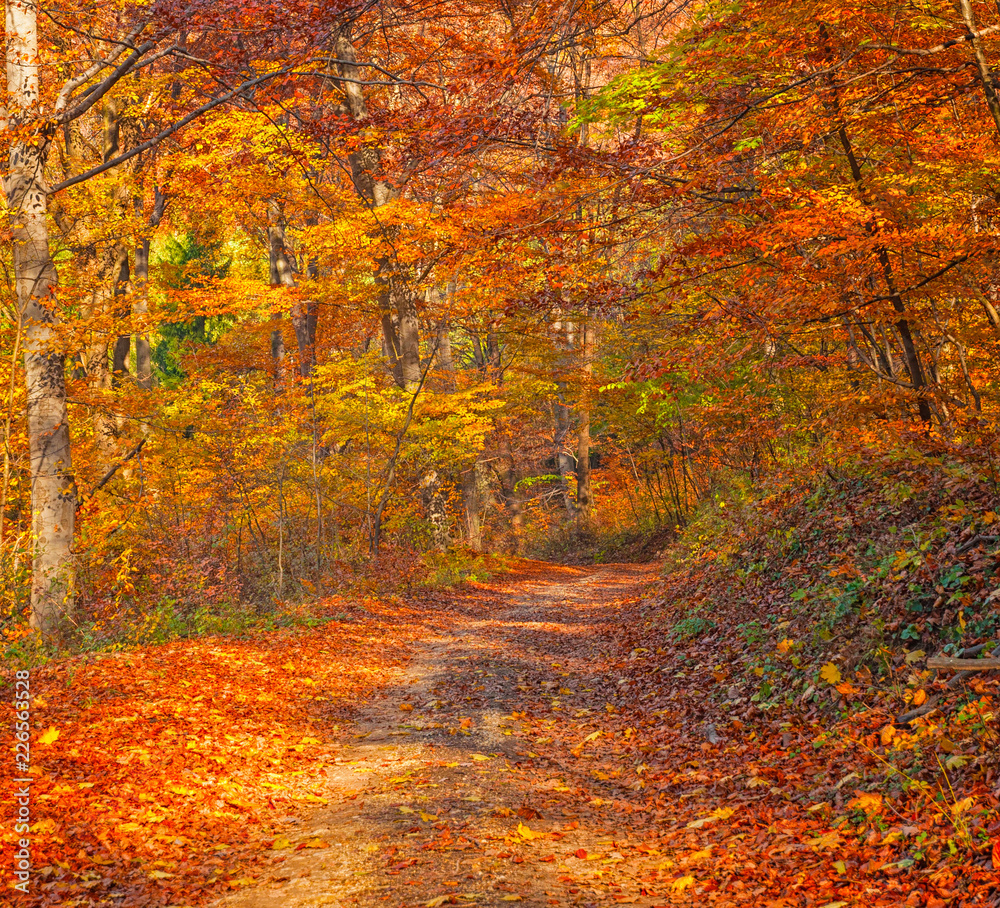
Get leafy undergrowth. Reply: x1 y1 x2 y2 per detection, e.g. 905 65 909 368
600 446 1000 903
0 593 454 906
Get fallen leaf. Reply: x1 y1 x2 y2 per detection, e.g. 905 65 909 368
516 822 544 841
805 831 843 851
820 663 841 685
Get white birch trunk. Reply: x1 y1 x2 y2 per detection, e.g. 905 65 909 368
5 0 75 636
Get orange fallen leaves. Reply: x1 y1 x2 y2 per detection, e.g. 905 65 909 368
0 596 428 905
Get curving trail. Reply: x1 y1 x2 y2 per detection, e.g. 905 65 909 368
212 563 660 908
211 561 930 908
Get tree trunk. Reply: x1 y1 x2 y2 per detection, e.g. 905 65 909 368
461 463 483 551
554 398 576 515
335 30 420 391
134 188 165 391
958 0 1000 138
421 470 448 549
5 0 76 636
267 199 318 378
834 123 932 424
575 318 593 526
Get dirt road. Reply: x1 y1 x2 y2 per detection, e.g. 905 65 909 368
213 563 661 908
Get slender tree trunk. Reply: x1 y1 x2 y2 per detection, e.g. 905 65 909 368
435 318 455 390
835 124 932 423
818 27 931 423
336 30 420 391
421 470 448 550
575 317 594 527
5 0 76 636
553 397 575 515
267 200 288 385
461 463 483 551
134 188 165 391
958 0 1000 137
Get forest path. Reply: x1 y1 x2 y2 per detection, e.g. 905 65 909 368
212 562 664 908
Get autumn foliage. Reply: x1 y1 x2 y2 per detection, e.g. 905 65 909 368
4 0 1000 904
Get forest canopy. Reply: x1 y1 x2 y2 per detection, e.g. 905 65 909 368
1 0 999 641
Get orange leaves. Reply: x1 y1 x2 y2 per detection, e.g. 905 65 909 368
0 598 421 905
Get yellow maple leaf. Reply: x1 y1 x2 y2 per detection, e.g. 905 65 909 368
516 822 544 841
672 875 696 892
38 727 59 745
819 663 841 685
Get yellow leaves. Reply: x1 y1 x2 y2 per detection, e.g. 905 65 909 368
271 836 292 850
571 730 601 757
38 727 59 745
681 847 713 864
912 689 927 706
951 796 976 816
166 784 197 796
776 638 794 655
471 753 491 762
805 831 843 851
147 869 175 880
420 811 437 822
847 792 883 814
819 663 841 685
687 807 734 829
671 874 696 892
515 822 545 841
